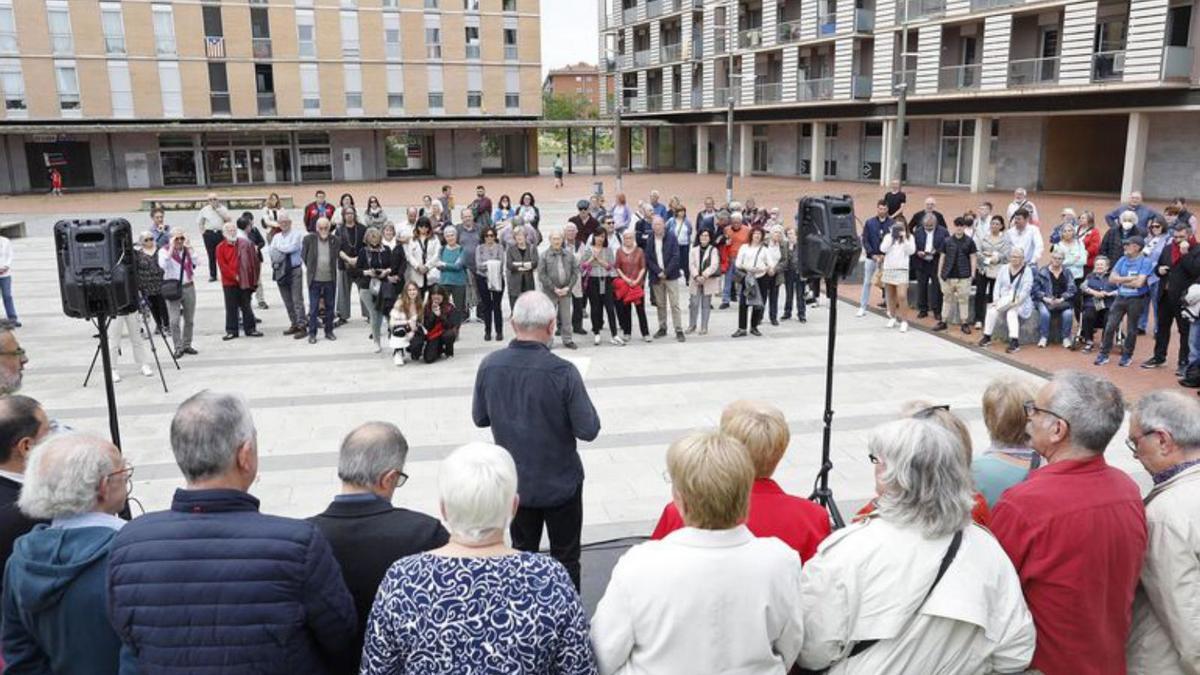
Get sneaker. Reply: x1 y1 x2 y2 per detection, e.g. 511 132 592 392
111 371 122 383
1119 355 1132 367
1037 337 1048 348
731 329 747 338
654 328 668 338
643 335 653 343
899 321 909 333
1062 339 1072 349
978 336 993 348
622 333 631 343
1006 339 1020 354
886 317 897 329
374 343 382 354
932 322 947 332
393 355 405 367
610 336 624 346
1094 354 1110 366
183 347 198 355
563 341 577 350
1082 341 1094 353
1141 357 1166 369
856 307 867 318
676 331 686 342
594 334 601 346
222 334 237 341
140 364 153 377
974 321 983 330
961 325 972 335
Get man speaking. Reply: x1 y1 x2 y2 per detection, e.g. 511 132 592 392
472 290 600 589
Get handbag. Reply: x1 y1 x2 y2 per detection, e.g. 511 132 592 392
160 253 187 301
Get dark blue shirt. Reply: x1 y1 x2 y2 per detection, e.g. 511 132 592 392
861 216 892 257
472 340 601 508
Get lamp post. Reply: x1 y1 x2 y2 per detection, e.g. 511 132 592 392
720 22 738 206
890 0 910 186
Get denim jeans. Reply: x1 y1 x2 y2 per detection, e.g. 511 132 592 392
1037 303 1074 342
308 280 336 337
1188 320 1200 370
859 257 879 308
0 276 18 320
722 261 736 303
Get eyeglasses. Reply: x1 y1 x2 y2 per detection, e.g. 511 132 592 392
1125 429 1162 455
1023 401 1071 430
913 404 950 419
394 470 409 489
0 348 26 358
868 453 880 465
106 464 135 493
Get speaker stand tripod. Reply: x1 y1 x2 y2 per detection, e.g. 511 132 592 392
83 302 178 394
808 274 846 529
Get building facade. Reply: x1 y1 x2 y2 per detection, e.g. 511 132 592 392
599 0 1200 199
0 0 543 194
542 62 606 110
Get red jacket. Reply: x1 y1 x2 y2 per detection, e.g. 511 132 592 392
304 201 335 233
650 478 831 562
216 237 261 290
854 491 992 528
1080 226 1103 268
991 456 1146 675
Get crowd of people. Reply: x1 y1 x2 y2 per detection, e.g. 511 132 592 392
0 309 1196 674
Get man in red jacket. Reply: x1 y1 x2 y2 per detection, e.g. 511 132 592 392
991 371 1147 675
216 221 263 340
651 400 831 561
303 190 335 233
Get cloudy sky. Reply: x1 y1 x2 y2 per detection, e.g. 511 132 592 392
541 0 601 77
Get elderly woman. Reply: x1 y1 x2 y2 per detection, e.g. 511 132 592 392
505 226 538 310
136 230 169 335
592 430 805 674
438 226 468 318
972 377 1040 508
978 249 1034 354
357 227 393 353
475 227 506 341
615 229 650 342
564 223 588 337
1075 211 1103 275
799 418 1036 674
973 214 1011 330
158 230 198 358
361 443 596 673
1078 255 1119 351
687 229 721 334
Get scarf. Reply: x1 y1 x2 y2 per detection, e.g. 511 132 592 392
171 248 194 277
1153 458 1200 485
1171 237 1198 265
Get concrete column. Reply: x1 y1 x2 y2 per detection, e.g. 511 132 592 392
738 123 753 178
696 125 710 174
969 116 991 193
880 119 893 186
1121 111 1150 202
811 121 826 182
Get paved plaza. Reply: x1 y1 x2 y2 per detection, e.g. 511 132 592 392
5 189 1154 545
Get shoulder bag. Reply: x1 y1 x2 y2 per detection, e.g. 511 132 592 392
160 253 187 301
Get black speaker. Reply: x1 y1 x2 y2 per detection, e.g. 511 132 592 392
796 195 861 279
54 219 138 319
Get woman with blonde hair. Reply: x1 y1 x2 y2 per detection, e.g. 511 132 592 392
388 282 421 366
972 376 1040 507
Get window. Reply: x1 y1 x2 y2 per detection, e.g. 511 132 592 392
300 63 320 115
54 61 80 114
158 61 182 117
298 133 333 181
107 60 133 118
296 11 315 58
341 0 357 6
0 4 17 55
382 0 399 7
100 3 125 55
938 119 975 185
428 92 444 109
208 62 230 115
344 63 362 112
504 28 518 60
159 135 197 186
384 14 401 59
465 26 480 59
503 0 517 10
467 65 482 112
468 90 482 109
341 11 360 58
46 2 73 55
505 93 520 109
0 59 25 113
255 63 275 114
386 65 404 113
202 3 223 37
425 0 438 7
464 0 481 9
426 28 442 58
152 5 176 55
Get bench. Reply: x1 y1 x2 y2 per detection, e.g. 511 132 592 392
141 195 294 212
0 221 26 239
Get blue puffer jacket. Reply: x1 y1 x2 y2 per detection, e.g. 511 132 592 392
106 489 356 675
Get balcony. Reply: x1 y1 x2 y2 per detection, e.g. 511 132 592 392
672 90 681 109
778 19 804 43
210 93 231 115
903 0 945 20
797 77 834 101
892 70 916 92
661 42 682 62
853 75 872 98
1162 46 1193 79
739 28 762 49
971 0 1020 9
623 6 637 23
855 9 875 31
252 37 272 59
817 14 836 36
634 49 651 67
1092 50 1125 82
1007 56 1058 87
691 89 702 108
257 92 276 115
755 81 782 103
938 63 981 90
714 86 731 106
647 93 663 111
647 0 662 18
691 39 703 59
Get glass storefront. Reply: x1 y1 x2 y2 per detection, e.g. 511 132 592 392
159 134 199 186
298 132 332 182
159 133 295 186
384 132 435 177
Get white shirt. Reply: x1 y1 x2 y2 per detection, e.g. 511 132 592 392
1006 199 1040 225
0 469 23 484
0 236 12 278
923 228 936 253
196 204 228 232
1005 226 1044 266
800 518 1035 675
653 236 664 275
591 526 805 675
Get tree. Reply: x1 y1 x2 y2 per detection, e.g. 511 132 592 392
539 92 611 160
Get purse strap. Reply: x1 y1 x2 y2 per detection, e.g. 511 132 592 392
847 529 964 660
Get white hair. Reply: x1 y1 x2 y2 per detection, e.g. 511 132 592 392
870 418 975 538
439 443 517 544
170 391 256 482
1119 210 1138 224
1134 390 1200 449
511 291 556 331
19 433 118 520
277 211 292 223
442 225 457 239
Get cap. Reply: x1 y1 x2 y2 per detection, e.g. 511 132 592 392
1125 235 1146 248
577 200 590 210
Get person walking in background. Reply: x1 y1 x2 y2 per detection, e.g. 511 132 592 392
48 168 63 197
472 292 601 590
267 212 306 339
215 221 261 342
196 193 229 282
158 231 198 358
978 249 1035 354
553 154 565 188
302 217 341 344
880 218 916 333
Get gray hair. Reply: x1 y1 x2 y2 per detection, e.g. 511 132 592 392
337 422 408 488
19 433 117 520
730 211 744 223
1047 371 1125 453
1119 210 1138 224
170 391 256 482
1134 390 1200 449
511 291 556 332
870 418 975 538
442 225 457 239
439 442 517 544
277 211 292 224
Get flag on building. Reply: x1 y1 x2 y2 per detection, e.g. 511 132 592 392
205 36 225 58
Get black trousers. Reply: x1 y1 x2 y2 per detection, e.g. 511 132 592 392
616 300 649 337
308 280 336 337
146 294 169 330
510 485 583 590
973 272 995 325
915 261 943 317
202 230 222 281
586 279 619 337
1101 295 1147 357
409 332 456 363
475 275 505 336
767 274 781 322
1153 293 1192 365
572 296 588 333
738 277 771 329
222 287 256 336
1080 301 1108 343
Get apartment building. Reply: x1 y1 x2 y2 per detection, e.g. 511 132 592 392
542 62 607 111
0 0 543 194
599 0 1199 198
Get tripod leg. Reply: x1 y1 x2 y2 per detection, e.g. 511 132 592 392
82 341 102 388
138 309 170 393
96 316 121 449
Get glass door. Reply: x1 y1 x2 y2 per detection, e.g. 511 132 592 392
233 149 251 183
248 149 264 183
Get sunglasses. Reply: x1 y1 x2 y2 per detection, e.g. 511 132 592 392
912 404 951 419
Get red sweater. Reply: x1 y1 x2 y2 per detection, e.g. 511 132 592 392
991 456 1146 675
853 491 992 527
216 238 261 290
650 478 831 562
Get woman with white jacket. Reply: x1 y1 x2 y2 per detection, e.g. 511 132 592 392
978 249 1035 354
732 228 778 338
687 229 721 335
879 218 917 332
799 418 1035 675
405 217 442 296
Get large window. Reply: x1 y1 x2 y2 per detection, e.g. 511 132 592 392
798 123 838 177
384 132 434 176
208 62 230 115
107 61 134 118
344 63 363 113
46 1 73 55
465 26 480 59
54 60 80 115
296 10 315 58
386 65 404 113
158 61 183 117
159 134 197 186
384 13 401 59
100 2 125 55
0 58 25 114
152 4 176 55
298 132 332 181
426 28 442 58
0 3 15 55
300 63 320 114
341 11 360 58
504 28 518 60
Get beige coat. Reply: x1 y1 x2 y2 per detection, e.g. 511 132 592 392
1128 463 1200 675
689 245 721 296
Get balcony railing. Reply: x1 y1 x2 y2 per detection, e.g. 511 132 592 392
647 93 663 111
691 39 703 59
252 37 272 59
855 9 875 32
691 89 702 108
903 0 945 20
714 86 731 106
210 93 231 115
1092 50 1125 82
797 77 834 101
938 63 981 90
634 49 651 67
971 0 1020 9
817 14 836 36
504 44 518 59
623 6 637 23
661 43 682 62
647 0 662 17
853 75 872 98
755 81 783 103
892 69 916 93
738 28 762 48
1007 56 1058 86
257 92 276 115
1162 45 1193 79
778 19 804 43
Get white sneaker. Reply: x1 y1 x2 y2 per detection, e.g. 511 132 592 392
393 355 405 366
643 335 653 343
899 321 909 333
111 371 122 383
610 336 623 346
1062 339 1072 349
974 321 983 330
1037 337 1048 348
886 317 897 329
594 334 601 346
140 364 153 377
856 307 867 318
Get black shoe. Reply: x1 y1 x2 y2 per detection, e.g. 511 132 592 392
960 324 971 335
325 333 337 341
334 318 348 327
676 331 685 342
978 336 992 348
731 329 747 338
245 331 264 338
484 332 492 342
654 328 668 338
222 334 237 341
1006 339 1021 354
770 319 779 326
308 335 317 344
750 328 762 336
1137 328 1147 336
917 311 929 319
1142 357 1166 369
563 341 577 350
283 326 298 336
932 322 948 332
209 277 218 283
1177 365 1188 379
173 350 185 359
719 302 730 310
573 328 588 336
781 313 792 321
183 347 198 355
1180 378 1200 389
798 316 807 323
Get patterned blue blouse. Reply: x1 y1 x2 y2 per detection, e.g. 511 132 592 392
360 552 598 675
